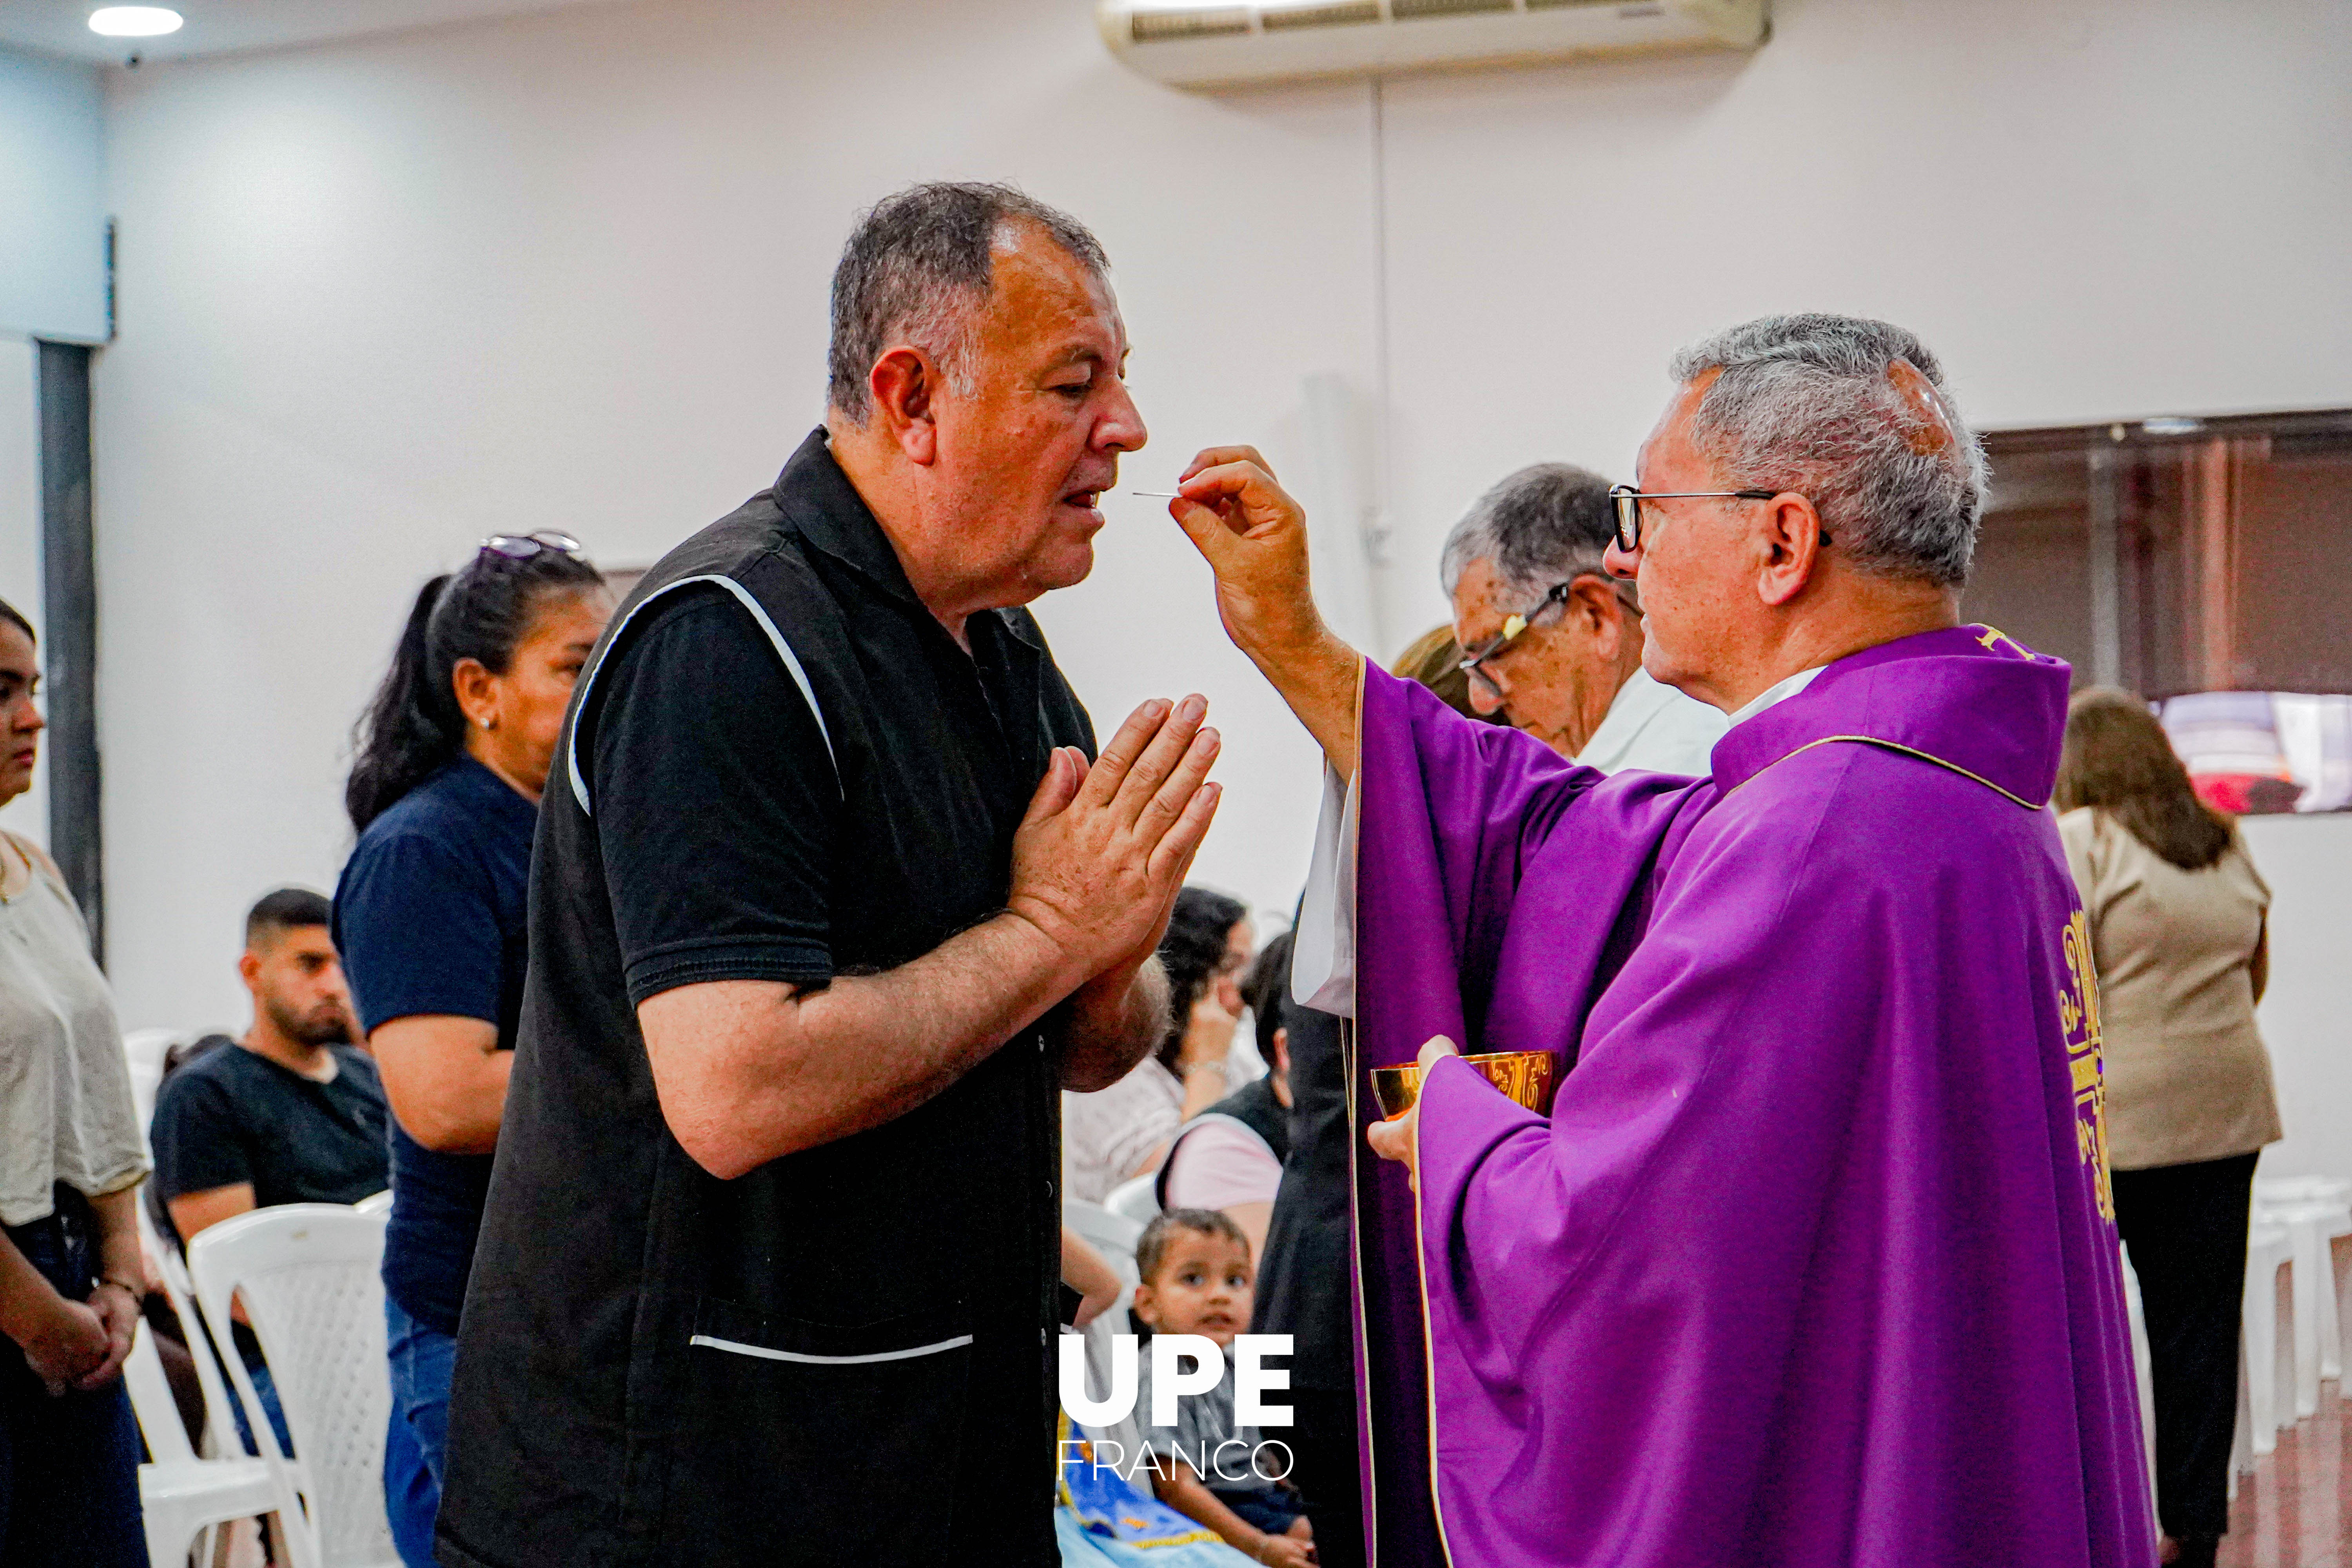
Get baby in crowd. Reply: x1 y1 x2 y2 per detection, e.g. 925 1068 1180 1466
1131 1209 1316 1567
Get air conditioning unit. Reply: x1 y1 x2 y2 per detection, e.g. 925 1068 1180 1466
1099 0 1766 89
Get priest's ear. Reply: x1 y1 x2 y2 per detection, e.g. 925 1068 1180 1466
866 346 944 465
1755 492 1830 607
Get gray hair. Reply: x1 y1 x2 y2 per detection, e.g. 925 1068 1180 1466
826 182 1110 423
1438 462 1621 601
1668 314 1987 587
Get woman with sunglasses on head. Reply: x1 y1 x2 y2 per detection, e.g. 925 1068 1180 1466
0 598 150 1567
334 535 610 1566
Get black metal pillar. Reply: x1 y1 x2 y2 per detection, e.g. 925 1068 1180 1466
36 339 101 963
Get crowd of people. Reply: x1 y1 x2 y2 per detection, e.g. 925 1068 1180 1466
0 176 2297 1568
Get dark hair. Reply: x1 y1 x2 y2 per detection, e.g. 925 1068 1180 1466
827 181 1109 422
1389 624 1507 726
0 598 32 642
245 886 332 948
345 548 604 832
1243 928 1294 1066
2054 688 2234 871
1136 1207 1249 1287
1155 886 1248 1073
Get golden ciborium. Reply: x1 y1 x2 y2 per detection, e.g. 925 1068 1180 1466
1370 1050 1559 1121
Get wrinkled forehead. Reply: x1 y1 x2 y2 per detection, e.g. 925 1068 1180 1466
973 224 1125 366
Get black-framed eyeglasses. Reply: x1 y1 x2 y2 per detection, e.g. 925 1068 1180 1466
479 530 583 562
1607 485 1827 553
1456 573 1640 702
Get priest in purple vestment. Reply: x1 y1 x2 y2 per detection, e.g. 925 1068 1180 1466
1165 315 2156 1568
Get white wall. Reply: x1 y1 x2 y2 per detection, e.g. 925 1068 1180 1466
0 334 46 851
0 46 107 343
89 0 2352 1042
2241 815 2352 1182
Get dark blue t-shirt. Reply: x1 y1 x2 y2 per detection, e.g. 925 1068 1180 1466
332 756 535 1336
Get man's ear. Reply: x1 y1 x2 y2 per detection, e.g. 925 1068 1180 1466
1270 1026 1289 1078
1569 577 1627 658
1755 493 1828 608
238 950 263 992
867 347 941 465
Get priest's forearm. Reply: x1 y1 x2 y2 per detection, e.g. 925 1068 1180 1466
1242 622 1365 782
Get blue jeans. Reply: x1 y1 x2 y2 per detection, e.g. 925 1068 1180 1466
0 1188 147 1567
384 1293 455 1568
229 1349 297 1459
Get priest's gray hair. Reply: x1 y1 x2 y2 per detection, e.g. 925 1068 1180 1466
827 182 1109 423
1439 462 1623 601
1669 314 1987 587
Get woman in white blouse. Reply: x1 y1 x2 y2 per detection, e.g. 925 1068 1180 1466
0 598 151 1566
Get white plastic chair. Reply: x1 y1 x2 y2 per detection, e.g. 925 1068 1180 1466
1103 1172 1161 1228
124 1317 289 1568
188 1203 400 1568
1064 1199 1144 1286
352 1191 392 1216
2253 1187 2350 1415
2241 1221 2294 1457
2116 1247 2159 1519
1068 1294 1147 1486
121 1025 201 1152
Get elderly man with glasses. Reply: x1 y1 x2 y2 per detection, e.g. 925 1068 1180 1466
1169 314 2152 1568
1444 463 1725 773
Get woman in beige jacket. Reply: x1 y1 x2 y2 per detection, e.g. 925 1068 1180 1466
2057 688 2282 1568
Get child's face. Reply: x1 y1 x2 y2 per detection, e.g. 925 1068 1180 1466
1134 1228 1254 1348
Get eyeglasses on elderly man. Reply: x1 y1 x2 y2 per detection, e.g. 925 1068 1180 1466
1604 484 1828 554
1454 573 1643 705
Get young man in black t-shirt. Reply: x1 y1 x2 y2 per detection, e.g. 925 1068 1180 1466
149 887 388 1248
148 888 387 1457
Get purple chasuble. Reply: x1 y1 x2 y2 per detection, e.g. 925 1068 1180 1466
1351 625 2152 1567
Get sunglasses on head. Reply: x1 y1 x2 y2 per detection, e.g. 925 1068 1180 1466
477 531 583 563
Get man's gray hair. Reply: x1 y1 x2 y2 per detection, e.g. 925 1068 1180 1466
1439 463 1621 601
1668 314 1987 587
827 182 1110 422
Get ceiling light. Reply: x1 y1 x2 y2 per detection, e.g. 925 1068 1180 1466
88 7 183 38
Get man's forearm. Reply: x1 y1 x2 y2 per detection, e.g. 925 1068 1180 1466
641 908 1094 1180
1057 955 1169 1092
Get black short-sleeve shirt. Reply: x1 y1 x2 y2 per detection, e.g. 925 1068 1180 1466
589 585 837 1001
440 432 1096 1568
147 1040 390 1251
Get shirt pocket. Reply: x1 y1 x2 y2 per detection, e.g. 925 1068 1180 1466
664 1295 972 1564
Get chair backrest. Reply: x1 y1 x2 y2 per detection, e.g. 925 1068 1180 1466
122 1025 197 1150
352 1191 392 1216
123 1317 199 1466
1071 1305 1147 1481
138 1194 252 1462
188 1204 397 1567
1064 1199 1144 1286
1103 1172 1161 1229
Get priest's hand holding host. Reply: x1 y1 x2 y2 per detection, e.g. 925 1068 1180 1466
1167 318 2156 1568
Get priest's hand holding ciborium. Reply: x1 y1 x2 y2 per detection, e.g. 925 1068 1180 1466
1365 1036 1560 1187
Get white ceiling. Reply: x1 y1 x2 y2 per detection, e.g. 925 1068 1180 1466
0 0 624 64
